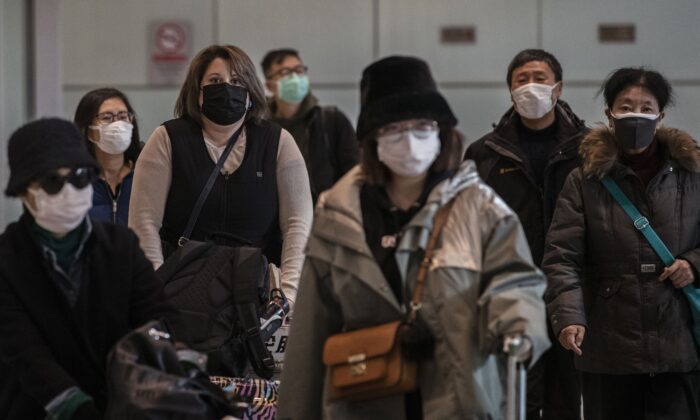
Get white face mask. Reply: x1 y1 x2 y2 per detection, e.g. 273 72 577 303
511 82 560 120
89 120 133 155
377 131 441 177
23 183 93 235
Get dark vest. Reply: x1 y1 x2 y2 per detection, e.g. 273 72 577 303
160 117 282 265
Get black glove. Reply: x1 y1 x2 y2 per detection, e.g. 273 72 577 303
72 401 102 420
400 315 435 361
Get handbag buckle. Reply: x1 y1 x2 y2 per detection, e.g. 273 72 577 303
177 236 189 247
634 216 650 230
348 353 367 376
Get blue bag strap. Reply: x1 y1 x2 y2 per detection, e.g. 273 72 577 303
600 176 675 267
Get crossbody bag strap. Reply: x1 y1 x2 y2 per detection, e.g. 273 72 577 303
601 175 675 266
178 124 246 246
407 198 457 321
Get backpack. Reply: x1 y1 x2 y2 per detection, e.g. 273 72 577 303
158 239 276 379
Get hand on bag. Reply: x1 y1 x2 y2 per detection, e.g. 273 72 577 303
659 259 695 288
558 325 585 356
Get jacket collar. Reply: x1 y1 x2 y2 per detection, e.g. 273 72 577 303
316 161 480 244
311 162 481 311
267 93 319 123
488 100 586 155
580 126 700 179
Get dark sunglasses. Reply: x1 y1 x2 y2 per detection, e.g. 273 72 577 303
37 167 97 195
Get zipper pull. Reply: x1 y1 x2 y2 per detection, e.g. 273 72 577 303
112 200 117 223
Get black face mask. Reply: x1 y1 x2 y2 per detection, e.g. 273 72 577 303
612 114 658 150
201 84 248 126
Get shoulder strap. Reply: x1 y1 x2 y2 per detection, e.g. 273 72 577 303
408 198 457 321
601 176 675 266
178 124 245 246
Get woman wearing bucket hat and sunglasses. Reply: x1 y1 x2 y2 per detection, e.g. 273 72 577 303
0 118 173 420
277 56 550 419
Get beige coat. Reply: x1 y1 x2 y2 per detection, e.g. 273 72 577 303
277 161 550 420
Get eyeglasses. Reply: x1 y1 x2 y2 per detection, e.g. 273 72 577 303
376 119 439 142
268 65 308 79
37 167 97 195
96 111 134 125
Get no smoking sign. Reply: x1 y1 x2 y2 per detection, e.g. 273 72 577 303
149 21 192 86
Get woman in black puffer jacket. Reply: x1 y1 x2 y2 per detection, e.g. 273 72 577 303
543 68 700 420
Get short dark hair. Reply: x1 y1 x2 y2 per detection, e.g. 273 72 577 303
601 67 673 111
73 87 141 164
175 44 268 125
261 48 300 78
361 126 464 186
506 49 563 88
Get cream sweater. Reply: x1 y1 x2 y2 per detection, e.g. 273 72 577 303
128 123 313 307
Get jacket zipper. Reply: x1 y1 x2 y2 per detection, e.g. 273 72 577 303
112 187 122 224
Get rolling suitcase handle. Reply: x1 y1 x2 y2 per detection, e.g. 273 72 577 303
504 335 527 420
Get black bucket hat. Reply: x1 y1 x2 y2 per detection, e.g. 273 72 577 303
5 118 99 196
356 55 458 140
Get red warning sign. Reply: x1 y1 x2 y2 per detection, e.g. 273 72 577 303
149 21 192 86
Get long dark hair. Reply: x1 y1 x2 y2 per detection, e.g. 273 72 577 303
73 87 141 164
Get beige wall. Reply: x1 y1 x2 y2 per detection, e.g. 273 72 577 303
2 0 700 228
59 0 700 143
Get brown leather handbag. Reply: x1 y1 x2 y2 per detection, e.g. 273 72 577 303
322 199 456 401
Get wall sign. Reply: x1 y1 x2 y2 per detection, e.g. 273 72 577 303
149 21 192 86
599 24 636 43
441 25 477 44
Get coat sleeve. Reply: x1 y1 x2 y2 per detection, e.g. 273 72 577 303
0 276 78 407
128 126 172 268
541 170 588 337
331 109 359 177
477 199 550 365
276 256 343 420
276 129 313 310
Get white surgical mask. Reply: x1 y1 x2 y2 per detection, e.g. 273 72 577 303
511 82 560 119
23 183 93 235
377 131 441 177
89 120 133 155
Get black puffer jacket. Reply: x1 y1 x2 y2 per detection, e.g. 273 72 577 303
464 101 587 265
543 126 700 374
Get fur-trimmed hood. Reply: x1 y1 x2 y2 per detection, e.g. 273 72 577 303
580 126 700 178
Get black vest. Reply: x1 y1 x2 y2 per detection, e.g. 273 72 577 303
160 118 282 265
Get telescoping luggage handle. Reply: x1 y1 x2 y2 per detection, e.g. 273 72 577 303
601 176 700 345
504 335 527 420
178 124 246 247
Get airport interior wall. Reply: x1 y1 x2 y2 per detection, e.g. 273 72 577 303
2 0 700 228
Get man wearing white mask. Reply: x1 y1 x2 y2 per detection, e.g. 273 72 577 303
465 49 588 420
262 48 358 202
0 118 173 420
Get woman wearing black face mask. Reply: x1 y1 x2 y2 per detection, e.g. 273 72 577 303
543 67 700 419
129 44 312 311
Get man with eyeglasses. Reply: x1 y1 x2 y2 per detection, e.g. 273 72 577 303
0 118 173 420
261 48 358 202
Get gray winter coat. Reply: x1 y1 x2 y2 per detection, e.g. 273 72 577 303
543 126 700 374
277 161 550 420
